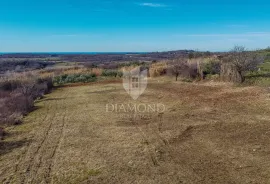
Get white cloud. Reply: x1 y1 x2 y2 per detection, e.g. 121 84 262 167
138 2 167 7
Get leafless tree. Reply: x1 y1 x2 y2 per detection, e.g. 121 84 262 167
168 58 189 81
227 46 264 82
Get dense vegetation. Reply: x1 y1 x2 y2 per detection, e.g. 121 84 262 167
53 73 97 85
0 74 53 126
0 60 55 74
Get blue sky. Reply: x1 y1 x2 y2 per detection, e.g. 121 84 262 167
0 0 270 52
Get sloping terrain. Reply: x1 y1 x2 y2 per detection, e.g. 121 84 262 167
1 79 270 184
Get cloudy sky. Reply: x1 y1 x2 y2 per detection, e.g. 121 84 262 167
0 0 270 52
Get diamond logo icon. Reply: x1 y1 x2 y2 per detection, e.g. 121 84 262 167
123 67 148 100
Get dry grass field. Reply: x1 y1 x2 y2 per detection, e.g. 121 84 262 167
1 78 270 184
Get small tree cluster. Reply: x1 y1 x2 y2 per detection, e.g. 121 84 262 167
225 46 264 82
168 58 197 81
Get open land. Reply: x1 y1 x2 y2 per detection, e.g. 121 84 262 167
1 78 270 184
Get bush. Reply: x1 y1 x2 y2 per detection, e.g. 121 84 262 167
53 73 97 85
0 79 21 91
0 90 34 125
37 77 53 88
101 70 119 77
0 74 53 126
205 74 220 80
117 71 123 78
202 59 221 75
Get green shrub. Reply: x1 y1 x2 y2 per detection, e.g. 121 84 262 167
53 73 97 85
205 74 220 80
202 59 221 75
117 71 123 77
101 70 118 77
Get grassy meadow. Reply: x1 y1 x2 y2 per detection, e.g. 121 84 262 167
1 78 270 183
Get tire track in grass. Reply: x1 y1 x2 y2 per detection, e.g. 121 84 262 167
30 89 71 184
23 97 58 183
47 89 78 184
5 98 53 184
133 97 202 179
8 90 65 184
26 99 60 184
23 101 58 183
130 116 159 166
46 96 73 184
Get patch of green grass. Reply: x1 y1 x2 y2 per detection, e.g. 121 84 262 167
181 78 193 83
245 77 270 87
260 62 270 72
245 60 270 87
245 71 270 87
205 74 220 80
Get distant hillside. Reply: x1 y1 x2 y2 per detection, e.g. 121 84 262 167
0 50 199 62
58 50 198 63
0 50 215 73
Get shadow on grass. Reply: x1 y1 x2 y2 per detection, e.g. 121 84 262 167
39 97 69 102
0 138 30 156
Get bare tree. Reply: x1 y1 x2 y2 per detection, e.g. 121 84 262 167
169 58 189 81
227 46 264 82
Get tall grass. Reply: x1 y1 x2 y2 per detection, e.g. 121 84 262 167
149 62 168 77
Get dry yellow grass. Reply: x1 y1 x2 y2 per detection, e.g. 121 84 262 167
120 65 139 72
149 62 168 77
90 68 103 76
1 79 270 183
38 67 92 78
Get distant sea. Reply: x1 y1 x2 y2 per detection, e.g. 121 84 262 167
0 52 148 55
